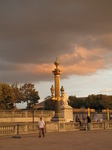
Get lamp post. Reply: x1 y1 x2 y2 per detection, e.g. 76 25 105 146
50 59 65 121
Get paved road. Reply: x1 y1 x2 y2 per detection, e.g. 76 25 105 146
0 130 112 150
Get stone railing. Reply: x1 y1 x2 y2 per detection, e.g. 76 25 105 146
0 109 112 124
0 110 55 123
91 122 105 130
0 123 39 136
0 121 112 136
0 110 54 118
0 124 14 135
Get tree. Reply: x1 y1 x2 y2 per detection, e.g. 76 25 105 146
84 94 112 111
0 83 15 109
95 95 104 111
20 83 40 109
12 83 22 108
84 94 95 109
100 95 112 110
0 84 2 101
68 96 84 108
44 96 55 110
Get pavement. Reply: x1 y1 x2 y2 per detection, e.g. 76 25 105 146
0 130 112 150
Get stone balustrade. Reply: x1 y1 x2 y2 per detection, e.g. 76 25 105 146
0 121 112 136
0 110 54 118
0 110 55 123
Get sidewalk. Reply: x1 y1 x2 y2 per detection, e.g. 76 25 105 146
0 130 112 150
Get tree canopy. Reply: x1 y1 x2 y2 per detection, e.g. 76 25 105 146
84 94 112 111
44 94 112 111
20 83 40 109
68 96 84 108
44 96 55 110
1 81 112 111
0 83 15 109
0 82 40 110
12 83 22 104
69 94 112 111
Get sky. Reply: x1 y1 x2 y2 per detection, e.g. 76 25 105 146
0 0 112 108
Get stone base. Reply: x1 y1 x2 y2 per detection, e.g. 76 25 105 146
61 105 73 122
51 117 65 122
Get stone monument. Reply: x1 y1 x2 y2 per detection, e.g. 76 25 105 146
60 87 73 122
50 59 65 121
50 59 73 122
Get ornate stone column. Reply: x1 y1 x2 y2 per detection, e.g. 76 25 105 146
50 59 64 121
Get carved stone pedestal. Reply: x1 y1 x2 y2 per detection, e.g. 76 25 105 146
61 105 73 122
51 117 65 122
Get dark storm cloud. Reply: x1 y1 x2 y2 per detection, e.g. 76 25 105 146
0 69 52 84
0 0 112 83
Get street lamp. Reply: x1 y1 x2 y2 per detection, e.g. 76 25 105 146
50 59 65 121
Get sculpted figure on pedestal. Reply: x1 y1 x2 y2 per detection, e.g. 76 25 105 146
61 93 69 106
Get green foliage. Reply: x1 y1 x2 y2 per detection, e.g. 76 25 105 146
44 97 55 110
0 83 14 110
84 94 112 111
68 94 112 111
1 81 112 111
100 95 112 110
0 84 2 101
12 83 22 103
68 96 84 108
0 82 40 110
84 94 96 109
20 83 40 109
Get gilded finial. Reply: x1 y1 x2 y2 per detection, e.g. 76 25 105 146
54 58 60 66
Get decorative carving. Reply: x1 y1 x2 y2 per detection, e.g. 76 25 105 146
61 93 68 106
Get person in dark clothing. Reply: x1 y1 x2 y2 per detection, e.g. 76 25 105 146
87 116 91 130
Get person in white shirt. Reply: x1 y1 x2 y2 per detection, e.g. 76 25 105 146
38 117 45 138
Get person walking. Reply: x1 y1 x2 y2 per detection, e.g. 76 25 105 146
38 117 45 138
87 116 91 130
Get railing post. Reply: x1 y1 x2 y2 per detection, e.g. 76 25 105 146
104 121 105 129
12 124 21 138
32 109 34 123
17 124 19 135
